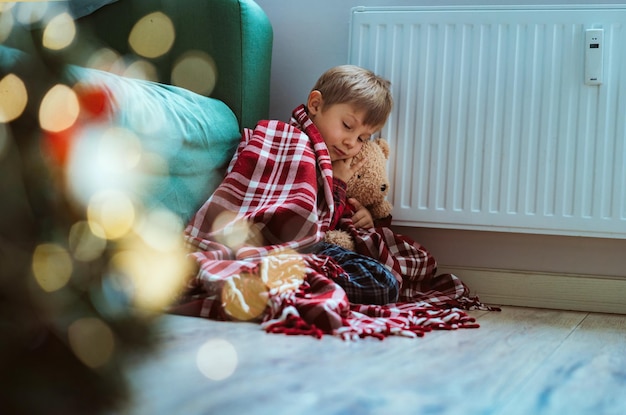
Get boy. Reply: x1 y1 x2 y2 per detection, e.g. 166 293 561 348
295 65 399 305
184 65 398 305
182 65 471 325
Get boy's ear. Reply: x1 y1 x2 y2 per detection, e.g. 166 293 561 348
307 90 323 115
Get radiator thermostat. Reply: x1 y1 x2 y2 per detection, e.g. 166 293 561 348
585 28 604 86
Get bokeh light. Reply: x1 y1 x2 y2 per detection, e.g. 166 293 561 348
66 126 144 207
42 12 75 50
31 243 73 292
172 51 217 96
128 12 175 59
39 84 80 133
0 73 28 123
85 47 124 73
110 228 190 311
260 252 306 293
97 126 142 171
212 211 263 250
69 221 107 262
67 317 115 368
87 190 136 240
213 211 248 248
134 208 185 252
196 339 238 381
222 274 268 321
123 59 158 82
137 151 169 178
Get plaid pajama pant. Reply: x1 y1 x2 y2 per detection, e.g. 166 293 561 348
304 242 399 305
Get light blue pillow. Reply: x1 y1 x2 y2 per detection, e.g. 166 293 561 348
68 0 119 19
1 45 239 223
64 65 241 223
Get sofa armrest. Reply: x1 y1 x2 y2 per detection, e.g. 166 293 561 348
77 0 273 131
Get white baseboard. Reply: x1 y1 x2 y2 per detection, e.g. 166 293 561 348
439 266 626 315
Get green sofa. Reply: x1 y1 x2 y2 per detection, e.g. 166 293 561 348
74 0 273 131
1 0 273 223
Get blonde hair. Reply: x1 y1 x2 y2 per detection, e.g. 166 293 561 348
311 65 393 128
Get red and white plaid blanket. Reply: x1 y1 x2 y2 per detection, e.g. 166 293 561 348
173 105 489 340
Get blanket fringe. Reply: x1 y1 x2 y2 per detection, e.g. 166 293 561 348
259 302 482 341
334 304 481 341
261 306 324 339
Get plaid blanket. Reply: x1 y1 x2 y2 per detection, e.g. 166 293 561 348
173 105 489 340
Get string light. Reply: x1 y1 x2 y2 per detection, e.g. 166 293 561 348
31 243 73 292
128 12 175 59
172 51 217 96
196 339 238 381
0 74 27 123
67 317 115 368
42 12 75 50
39 84 80 133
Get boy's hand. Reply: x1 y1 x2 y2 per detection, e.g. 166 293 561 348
332 157 366 183
348 198 374 229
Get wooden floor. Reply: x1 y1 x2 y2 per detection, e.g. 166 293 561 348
122 306 626 415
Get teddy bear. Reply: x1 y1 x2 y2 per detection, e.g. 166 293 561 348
324 137 393 251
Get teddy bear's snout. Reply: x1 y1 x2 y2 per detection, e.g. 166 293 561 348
381 184 388 192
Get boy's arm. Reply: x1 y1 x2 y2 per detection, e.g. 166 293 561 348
347 198 374 229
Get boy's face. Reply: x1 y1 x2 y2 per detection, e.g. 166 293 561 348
307 91 380 162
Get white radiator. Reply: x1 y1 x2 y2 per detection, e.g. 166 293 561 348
349 5 626 239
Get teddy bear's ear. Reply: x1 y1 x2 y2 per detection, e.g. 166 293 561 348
375 138 390 159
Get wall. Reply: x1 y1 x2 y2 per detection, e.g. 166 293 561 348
254 0 626 287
